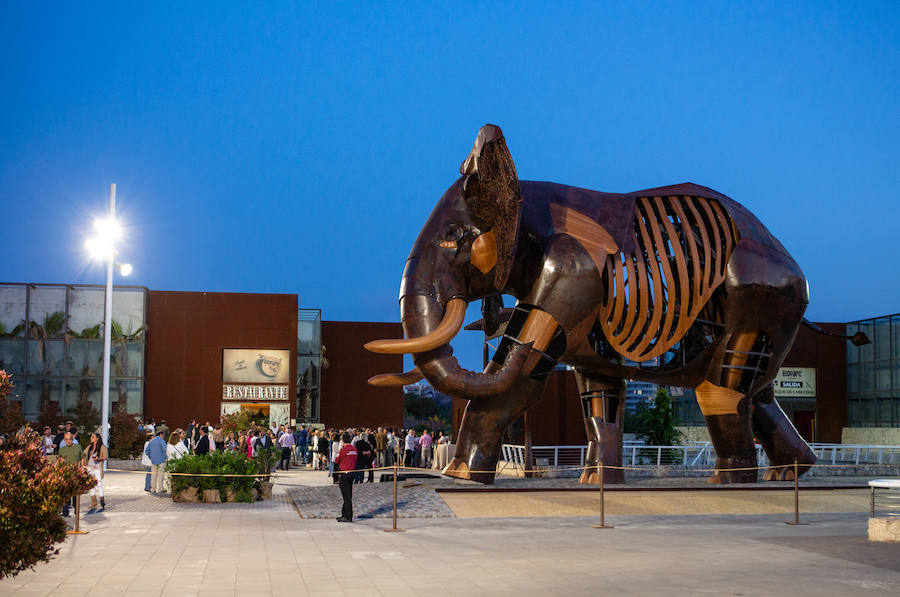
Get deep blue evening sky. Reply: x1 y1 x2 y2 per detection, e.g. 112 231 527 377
2 2 898 369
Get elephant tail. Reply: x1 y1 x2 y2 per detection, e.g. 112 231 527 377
801 318 869 346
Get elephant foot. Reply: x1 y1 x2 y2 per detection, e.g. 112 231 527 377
707 458 758 484
442 458 471 480
763 444 818 481
579 468 601 485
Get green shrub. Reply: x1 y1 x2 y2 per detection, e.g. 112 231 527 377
0 428 95 578
0 371 25 436
166 451 261 503
109 411 143 459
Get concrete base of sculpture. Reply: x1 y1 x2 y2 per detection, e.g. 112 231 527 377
868 517 900 542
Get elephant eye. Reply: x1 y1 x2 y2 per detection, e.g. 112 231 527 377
440 225 463 249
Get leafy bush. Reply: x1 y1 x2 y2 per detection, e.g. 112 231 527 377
166 452 260 502
37 401 64 431
109 411 144 459
0 371 26 436
221 410 254 437
0 428 95 578
69 397 100 434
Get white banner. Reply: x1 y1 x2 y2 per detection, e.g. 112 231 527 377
773 367 816 398
221 384 290 401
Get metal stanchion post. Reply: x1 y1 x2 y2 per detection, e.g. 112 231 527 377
592 456 613 529
384 462 405 532
785 459 808 526
870 486 876 518
67 492 89 535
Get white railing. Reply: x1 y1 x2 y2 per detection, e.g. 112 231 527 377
809 443 900 465
502 443 900 470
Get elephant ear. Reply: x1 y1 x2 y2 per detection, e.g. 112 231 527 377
460 124 522 290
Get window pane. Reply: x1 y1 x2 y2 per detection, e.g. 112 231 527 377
893 316 900 360
68 287 105 336
24 378 62 421
63 378 101 418
27 339 64 376
111 288 146 337
297 356 319 388
111 341 143 377
858 399 875 427
859 362 874 396
876 361 892 392
111 379 142 416
846 324 859 364
859 322 874 362
297 310 321 356
28 286 67 335
875 318 891 361
878 398 894 427
847 363 859 395
66 340 104 377
0 339 26 375
0 285 27 337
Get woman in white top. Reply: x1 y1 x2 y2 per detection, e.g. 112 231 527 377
164 431 188 493
141 432 154 492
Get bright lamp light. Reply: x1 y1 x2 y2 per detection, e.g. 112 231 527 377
93 217 121 240
118 263 133 276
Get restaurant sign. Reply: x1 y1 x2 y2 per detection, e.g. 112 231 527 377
223 348 290 384
772 367 816 398
221 384 290 401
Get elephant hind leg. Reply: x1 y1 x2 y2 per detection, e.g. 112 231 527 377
697 332 766 484
752 385 816 481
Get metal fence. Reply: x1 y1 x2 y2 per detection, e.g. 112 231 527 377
501 442 900 469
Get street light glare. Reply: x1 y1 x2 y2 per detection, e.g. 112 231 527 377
93 217 121 241
119 263 133 276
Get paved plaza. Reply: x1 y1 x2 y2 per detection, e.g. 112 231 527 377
1 468 898 596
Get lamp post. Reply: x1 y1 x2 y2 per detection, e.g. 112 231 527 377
84 183 131 447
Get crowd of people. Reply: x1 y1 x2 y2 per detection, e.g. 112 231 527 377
137 419 452 494
28 417 452 521
37 420 109 516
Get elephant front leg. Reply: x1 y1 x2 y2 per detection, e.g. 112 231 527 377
445 376 545 483
445 305 565 484
752 386 816 481
575 371 624 485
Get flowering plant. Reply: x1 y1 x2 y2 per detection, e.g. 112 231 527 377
0 427 95 578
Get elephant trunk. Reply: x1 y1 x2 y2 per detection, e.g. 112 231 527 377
365 290 531 396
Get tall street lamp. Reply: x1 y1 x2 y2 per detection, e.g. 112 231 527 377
84 183 132 447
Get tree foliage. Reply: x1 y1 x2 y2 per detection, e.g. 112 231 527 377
403 393 439 419
632 387 684 446
0 371 25 436
69 397 100 435
0 428 95 578
109 411 143 459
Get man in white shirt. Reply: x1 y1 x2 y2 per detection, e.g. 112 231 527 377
404 430 418 467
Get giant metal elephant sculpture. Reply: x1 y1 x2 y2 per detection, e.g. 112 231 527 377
366 124 831 484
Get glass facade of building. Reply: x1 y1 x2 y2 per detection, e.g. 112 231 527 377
297 308 322 423
846 314 900 427
0 283 147 420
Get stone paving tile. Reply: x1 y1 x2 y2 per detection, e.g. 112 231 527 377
289 482 455 519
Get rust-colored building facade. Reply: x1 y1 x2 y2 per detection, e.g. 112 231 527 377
321 321 403 429
143 290 402 428
145 291 299 426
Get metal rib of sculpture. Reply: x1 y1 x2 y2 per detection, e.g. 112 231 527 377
366 124 865 485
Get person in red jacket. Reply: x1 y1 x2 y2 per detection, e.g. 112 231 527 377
333 431 358 522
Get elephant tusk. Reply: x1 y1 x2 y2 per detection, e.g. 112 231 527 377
367 368 424 387
364 298 467 354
